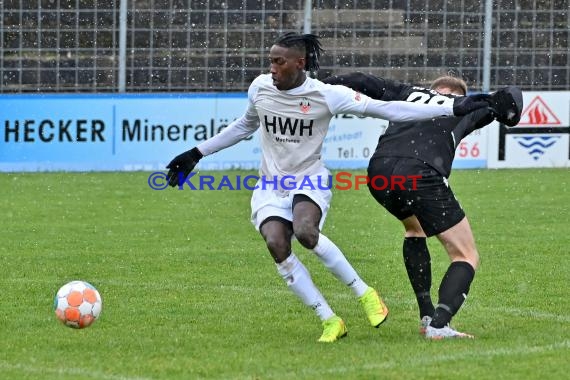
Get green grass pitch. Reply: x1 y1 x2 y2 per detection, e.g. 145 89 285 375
1 168 568 379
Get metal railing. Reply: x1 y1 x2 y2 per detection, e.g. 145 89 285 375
1 0 568 93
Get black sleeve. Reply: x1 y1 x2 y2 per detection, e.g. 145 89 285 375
322 72 413 101
452 107 496 145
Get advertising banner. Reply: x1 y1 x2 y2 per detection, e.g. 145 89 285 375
487 91 570 168
453 127 488 169
0 94 257 172
1 93 488 172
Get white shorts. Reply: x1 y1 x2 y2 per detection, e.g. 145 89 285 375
250 169 333 231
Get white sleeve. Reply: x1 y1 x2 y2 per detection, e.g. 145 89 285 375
363 97 454 122
197 87 260 156
322 82 454 122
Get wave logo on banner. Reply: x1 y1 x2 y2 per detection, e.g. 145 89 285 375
515 96 562 160
512 136 561 160
498 95 569 161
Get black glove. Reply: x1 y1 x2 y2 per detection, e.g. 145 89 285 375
485 86 523 127
452 93 491 116
166 147 203 187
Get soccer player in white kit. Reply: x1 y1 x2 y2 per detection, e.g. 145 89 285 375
166 33 489 342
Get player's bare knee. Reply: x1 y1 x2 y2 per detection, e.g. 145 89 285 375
293 226 319 249
469 250 480 270
450 248 480 270
461 247 480 269
402 216 425 237
264 236 291 261
404 229 425 238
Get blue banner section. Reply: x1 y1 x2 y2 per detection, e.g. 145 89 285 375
0 93 486 172
0 93 261 172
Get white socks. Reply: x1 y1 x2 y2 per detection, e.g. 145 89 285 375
276 253 334 321
313 233 369 297
275 234 369 321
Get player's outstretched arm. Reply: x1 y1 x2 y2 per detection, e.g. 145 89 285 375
165 106 259 187
451 94 492 116
325 77 489 121
363 94 490 122
325 72 493 118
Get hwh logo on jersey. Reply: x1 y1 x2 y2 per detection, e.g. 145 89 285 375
264 115 313 136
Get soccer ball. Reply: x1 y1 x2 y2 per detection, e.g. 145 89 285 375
54 280 102 328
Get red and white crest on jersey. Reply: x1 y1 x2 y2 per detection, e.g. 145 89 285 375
354 92 362 101
518 96 561 127
299 98 311 113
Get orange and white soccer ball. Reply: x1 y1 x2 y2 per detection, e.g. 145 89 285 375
54 280 102 328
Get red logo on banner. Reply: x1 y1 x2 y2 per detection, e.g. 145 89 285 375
518 96 561 126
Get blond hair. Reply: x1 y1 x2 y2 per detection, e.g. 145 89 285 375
430 76 468 95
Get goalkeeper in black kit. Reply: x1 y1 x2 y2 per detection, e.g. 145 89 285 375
323 72 523 339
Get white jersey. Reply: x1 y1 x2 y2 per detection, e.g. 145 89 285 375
198 73 454 179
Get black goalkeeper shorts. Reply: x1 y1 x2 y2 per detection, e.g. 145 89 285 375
367 157 465 237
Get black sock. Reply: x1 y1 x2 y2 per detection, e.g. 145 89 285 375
403 237 435 319
430 261 475 328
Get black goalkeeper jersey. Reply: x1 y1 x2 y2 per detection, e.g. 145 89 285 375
322 73 494 177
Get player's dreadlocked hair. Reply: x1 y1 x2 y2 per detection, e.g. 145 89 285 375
274 32 324 72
